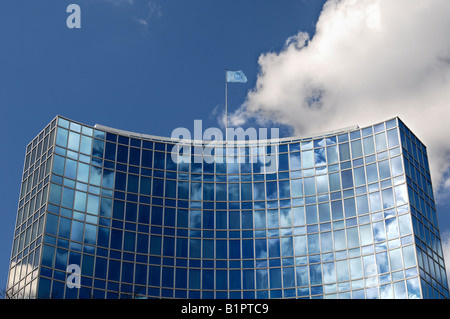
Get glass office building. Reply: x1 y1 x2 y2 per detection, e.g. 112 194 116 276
6 115 448 299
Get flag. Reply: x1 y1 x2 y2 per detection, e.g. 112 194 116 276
226 70 247 83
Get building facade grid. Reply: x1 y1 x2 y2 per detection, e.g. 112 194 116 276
6 115 449 299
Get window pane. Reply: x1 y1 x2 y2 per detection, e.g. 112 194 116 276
339 143 350 162
375 132 387 152
351 140 363 158
363 136 375 155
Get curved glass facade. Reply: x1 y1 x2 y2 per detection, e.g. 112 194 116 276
7 115 448 299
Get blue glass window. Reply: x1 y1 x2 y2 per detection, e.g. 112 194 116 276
124 231 136 252
280 208 292 228
306 205 318 224
290 152 301 170
97 227 110 247
318 203 331 223
291 179 303 197
375 132 387 152
52 155 65 175
152 178 164 197
84 224 97 245
242 239 254 259
41 244 55 267
125 203 137 222
154 152 165 170
268 238 280 258
269 268 282 289
178 181 189 200
329 173 341 191
256 269 268 289
151 206 163 225
353 167 366 186
64 159 77 180
115 172 126 191
281 237 293 257
230 270 241 290
56 127 68 148
267 210 279 228
105 142 116 161
142 150 153 168
95 257 107 279
82 254 94 277
369 192 382 212
45 213 58 235
137 233 149 254
202 239 214 259
243 269 255 290
387 129 400 148
102 169 114 189
341 170 353 189
339 143 350 162
304 178 315 196
138 205 150 224
127 174 139 193
346 227 359 248
302 150 314 168
229 211 240 229
316 175 328 194
323 262 336 284
113 200 124 219
309 264 322 285
202 269 214 290
314 148 326 166
351 140 363 158
150 235 162 255
189 269 200 289
58 217 71 238
92 139 104 158
216 270 227 290
240 183 252 201
294 236 307 255
334 230 346 250
203 183 214 201
349 258 363 280
363 136 375 155
111 229 123 250
162 267 174 288
331 200 343 220
344 197 356 218
296 266 308 286
135 264 148 285
356 195 369 215
108 259 120 282
148 265 161 286
129 147 140 166
175 268 187 288
308 234 320 254
336 260 349 282
216 211 227 230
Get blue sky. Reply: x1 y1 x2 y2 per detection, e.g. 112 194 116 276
1 0 450 293
0 0 326 293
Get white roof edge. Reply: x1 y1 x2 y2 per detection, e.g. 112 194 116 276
93 123 360 145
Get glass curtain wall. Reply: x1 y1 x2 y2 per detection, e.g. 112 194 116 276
6 116 448 299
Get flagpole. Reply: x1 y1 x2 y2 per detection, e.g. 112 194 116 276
225 68 228 143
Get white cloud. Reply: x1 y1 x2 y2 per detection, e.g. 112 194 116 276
99 0 162 27
133 2 162 28
233 0 450 195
